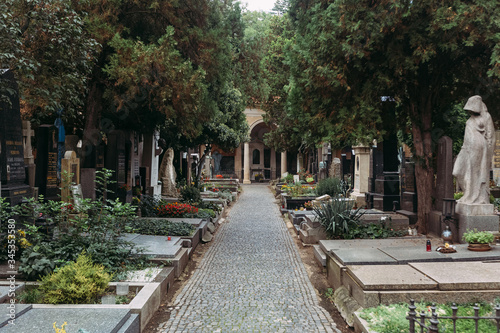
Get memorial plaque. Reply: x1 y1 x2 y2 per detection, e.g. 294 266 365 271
404 162 415 193
47 152 58 188
118 152 126 183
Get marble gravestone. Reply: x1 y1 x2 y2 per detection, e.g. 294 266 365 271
0 70 31 205
452 96 498 240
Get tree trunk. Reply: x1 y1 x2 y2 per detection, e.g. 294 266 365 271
411 97 434 235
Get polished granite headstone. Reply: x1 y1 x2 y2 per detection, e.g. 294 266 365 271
0 70 31 205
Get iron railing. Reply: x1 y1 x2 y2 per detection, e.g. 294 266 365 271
407 299 500 333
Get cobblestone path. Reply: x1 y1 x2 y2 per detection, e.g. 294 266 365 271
157 185 340 333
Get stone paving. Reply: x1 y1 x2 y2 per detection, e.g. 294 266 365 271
157 185 340 333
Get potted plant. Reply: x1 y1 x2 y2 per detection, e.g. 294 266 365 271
462 229 495 251
255 173 264 182
306 176 315 184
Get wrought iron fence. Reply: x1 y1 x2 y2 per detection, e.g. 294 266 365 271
407 299 500 333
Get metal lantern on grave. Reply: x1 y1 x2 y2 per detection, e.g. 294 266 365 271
441 198 456 243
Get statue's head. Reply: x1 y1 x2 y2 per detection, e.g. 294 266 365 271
464 95 487 115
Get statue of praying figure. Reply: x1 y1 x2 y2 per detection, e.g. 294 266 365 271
452 95 495 205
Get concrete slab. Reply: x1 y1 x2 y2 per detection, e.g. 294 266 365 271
380 246 452 263
346 265 438 291
319 238 428 254
0 308 132 333
331 248 398 265
447 244 500 261
117 313 140 333
0 304 31 327
409 262 500 290
313 245 326 267
127 234 182 259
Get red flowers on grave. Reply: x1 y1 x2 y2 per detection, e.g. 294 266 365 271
215 174 223 179
156 202 198 218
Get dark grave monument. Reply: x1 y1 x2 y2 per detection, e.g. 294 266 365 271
105 130 128 200
366 100 400 211
0 70 31 205
396 153 418 224
34 125 59 200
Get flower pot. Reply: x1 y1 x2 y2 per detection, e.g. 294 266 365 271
467 242 492 251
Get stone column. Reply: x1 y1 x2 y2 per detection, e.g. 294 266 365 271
243 142 251 184
297 153 303 172
234 145 242 181
270 148 276 180
281 151 287 177
350 145 370 207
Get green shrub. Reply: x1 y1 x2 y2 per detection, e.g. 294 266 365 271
313 199 364 238
19 243 58 280
17 285 42 304
219 190 233 202
40 252 112 304
196 201 222 213
180 186 201 204
462 229 495 244
139 195 164 217
315 177 343 197
187 208 215 219
39 252 112 304
125 218 195 236
282 174 294 183
346 220 406 239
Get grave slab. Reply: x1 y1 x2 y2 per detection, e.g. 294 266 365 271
409 262 500 290
447 244 500 261
124 234 182 259
319 238 427 254
380 246 452 263
0 284 25 303
331 248 398 265
346 265 438 291
117 313 140 333
0 308 133 333
0 304 31 327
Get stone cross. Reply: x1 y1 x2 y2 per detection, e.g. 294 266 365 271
61 150 80 203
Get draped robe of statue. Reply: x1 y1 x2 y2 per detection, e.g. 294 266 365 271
452 95 495 205
159 147 178 197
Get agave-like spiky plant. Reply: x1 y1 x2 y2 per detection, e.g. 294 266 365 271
313 198 365 239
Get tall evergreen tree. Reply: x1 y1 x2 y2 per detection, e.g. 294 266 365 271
289 0 500 232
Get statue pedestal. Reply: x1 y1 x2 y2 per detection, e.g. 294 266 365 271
455 203 499 243
350 190 366 208
456 202 494 216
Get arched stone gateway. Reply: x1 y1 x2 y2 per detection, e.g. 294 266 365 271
239 110 282 184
